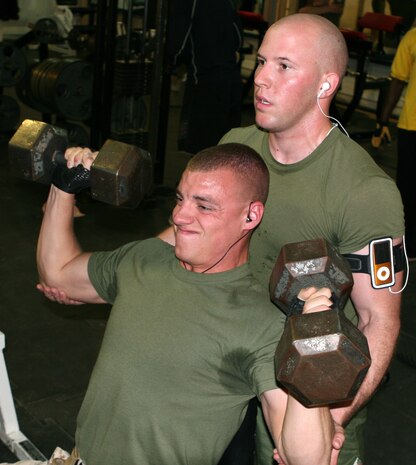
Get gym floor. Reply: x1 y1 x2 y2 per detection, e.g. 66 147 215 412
0 87 415 464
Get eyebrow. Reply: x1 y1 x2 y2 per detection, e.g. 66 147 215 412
193 195 220 207
257 52 293 63
176 189 221 208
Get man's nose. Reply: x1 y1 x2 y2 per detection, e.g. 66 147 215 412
254 64 270 88
172 203 193 225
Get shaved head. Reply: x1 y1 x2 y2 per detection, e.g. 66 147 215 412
270 13 348 83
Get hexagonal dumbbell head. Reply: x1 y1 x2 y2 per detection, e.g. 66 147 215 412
275 308 371 406
8 119 68 184
90 139 153 208
269 238 354 315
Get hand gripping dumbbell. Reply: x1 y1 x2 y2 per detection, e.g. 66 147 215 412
8 119 153 208
270 238 371 407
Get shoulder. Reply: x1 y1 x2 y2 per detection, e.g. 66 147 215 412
402 27 416 44
329 131 392 179
391 28 416 74
123 238 174 263
90 238 173 267
325 132 400 204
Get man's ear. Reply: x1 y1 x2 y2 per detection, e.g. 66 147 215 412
320 72 340 97
244 201 264 230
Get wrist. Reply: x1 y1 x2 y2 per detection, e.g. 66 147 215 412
51 164 91 194
50 184 76 200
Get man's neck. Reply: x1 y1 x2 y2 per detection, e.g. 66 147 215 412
268 121 334 165
179 246 250 274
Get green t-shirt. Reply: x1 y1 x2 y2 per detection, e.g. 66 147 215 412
221 126 404 301
220 125 405 465
76 238 284 465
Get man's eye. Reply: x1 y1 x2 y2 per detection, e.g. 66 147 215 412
175 196 183 204
256 57 265 66
198 205 211 211
280 63 289 70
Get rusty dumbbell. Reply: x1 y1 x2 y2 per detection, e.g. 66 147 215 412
8 119 152 208
270 238 371 407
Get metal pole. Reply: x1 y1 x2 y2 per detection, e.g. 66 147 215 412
148 0 170 185
91 0 118 148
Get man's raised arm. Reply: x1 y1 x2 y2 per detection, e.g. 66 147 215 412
260 288 344 465
37 184 105 305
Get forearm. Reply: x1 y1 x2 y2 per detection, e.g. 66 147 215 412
331 310 400 425
378 78 406 123
331 285 402 425
280 399 333 465
37 186 98 301
262 390 333 465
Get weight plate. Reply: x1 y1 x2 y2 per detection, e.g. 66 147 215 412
30 58 93 120
54 59 93 120
16 62 51 114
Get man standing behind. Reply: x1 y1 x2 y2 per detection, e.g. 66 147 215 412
219 13 404 465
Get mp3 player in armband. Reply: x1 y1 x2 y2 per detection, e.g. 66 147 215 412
369 237 395 289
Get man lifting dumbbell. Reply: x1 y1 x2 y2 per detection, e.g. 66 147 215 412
29 143 344 465
8 119 152 208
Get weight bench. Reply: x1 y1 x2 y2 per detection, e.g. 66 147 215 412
0 331 46 461
339 29 390 127
357 12 404 56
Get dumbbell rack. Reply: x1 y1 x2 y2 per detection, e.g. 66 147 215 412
0 331 46 461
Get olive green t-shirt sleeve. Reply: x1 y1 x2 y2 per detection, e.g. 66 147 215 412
88 241 140 304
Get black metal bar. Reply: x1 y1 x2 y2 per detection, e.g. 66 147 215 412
101 0 118 142
149 0 170 185
90 0 107 148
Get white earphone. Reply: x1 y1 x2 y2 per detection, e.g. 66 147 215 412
318 82 330 98
316 81 350 138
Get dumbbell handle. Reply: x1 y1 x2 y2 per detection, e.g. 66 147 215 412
51 150 67 166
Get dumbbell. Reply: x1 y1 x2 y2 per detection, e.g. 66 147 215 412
8 119 152 208
270 238 371 407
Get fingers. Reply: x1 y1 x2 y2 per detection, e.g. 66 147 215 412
65 147 98 170
330 447 342 465
36 284 84 305
272 448 286 465
37 283 62 302
329 425 345 465
332 422 345 450
299 287 333 314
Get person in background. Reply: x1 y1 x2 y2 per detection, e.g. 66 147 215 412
167 0 243 154
372 26 416 260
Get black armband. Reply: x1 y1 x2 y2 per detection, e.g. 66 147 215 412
343 244 405 274
52 163 91 194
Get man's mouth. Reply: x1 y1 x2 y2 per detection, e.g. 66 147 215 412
257 96 271 105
